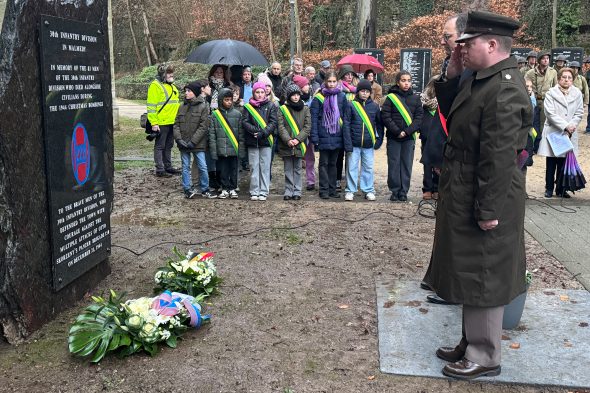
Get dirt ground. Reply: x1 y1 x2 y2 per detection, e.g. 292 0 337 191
0 114 589 392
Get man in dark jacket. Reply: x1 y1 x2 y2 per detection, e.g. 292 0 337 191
314 60 331 86
266 62 284 99
425 11 531 380
173 81 216 199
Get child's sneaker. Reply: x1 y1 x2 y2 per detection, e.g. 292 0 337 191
218 190 229 199
258 195 267 201
250 195 259 201
365 192 376 201
345 192 354 201
229 190 239 199
184 189 198 199
202 191 217 199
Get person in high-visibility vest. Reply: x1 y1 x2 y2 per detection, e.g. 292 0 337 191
146 64 181 177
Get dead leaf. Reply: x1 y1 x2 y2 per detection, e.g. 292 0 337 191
564 341 573 348
543 291 555 296
405 300 422 307
560 295 570 301
415 263 424 268
509 342 520 349
338 304 350 309
383 301 395 308
579 322 588 327
367 375 375 381
418 308 428 314
501 335 511 341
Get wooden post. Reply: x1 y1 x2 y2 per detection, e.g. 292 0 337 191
551 0 557 48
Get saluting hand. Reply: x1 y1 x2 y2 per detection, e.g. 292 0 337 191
446 45 465 80
478 219 498 231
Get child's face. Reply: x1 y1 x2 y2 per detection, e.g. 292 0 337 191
202 85 212 96
525 80 533 95
232 90 240 102
325 77 337 89
301 84 310 94
343 72 353 83
358 90 370 101
185 89 195 99
222 96 233 109
398 74 412 91
265 85 272 95
290 93 301 103
254 88 266 101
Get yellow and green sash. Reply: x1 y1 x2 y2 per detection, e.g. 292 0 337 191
212 109 238 154
351 101 376 146
313 93 343 127
244 103 274 147
387 93 418 140
529 127 537 140
279 105 307 156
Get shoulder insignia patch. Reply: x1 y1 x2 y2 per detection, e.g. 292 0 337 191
505 74 512 80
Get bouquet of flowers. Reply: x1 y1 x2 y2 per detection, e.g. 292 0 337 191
69 290 210 362
154 248 221 298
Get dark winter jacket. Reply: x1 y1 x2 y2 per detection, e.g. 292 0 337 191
419 107 446 168
314 70 326 86
240 100 279 148
173 95 210 152
381 85 424 142
209 98 244 160
267 71 284 99
343 97 383 152
277 104 311 158
310 92 347 151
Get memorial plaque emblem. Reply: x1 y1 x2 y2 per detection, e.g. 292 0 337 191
71 123 90 186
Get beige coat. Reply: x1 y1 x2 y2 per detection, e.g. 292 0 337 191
525 66 557 100
537 85 584 157
573 74 589 106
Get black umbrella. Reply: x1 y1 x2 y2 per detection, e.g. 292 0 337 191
185 39 269 66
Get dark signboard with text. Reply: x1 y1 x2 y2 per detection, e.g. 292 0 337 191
354 48 385 85
39 15 111 291
551 47 584 66
511 47 533 60
400 48 431 93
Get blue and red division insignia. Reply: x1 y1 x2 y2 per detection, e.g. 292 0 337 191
71 123 90 186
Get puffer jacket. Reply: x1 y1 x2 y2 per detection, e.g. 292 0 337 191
310 91 347 150
173 95 210 152
209 96 244 160
277 103 311 158
381 85 424 142
343 97 383 152
240 100 279 148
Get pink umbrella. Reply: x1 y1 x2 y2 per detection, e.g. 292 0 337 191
337 54 384 74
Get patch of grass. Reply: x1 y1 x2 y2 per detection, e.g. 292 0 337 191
304 358 317 374
269 228 305 246
114 161 152 171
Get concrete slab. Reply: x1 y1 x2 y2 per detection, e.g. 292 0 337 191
377 279 590 389
525 201 590 290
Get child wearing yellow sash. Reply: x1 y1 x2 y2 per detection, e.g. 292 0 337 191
343 79 383 201
208 88 244 199
278 84 311 200
240 81 279 201
382 70 424 202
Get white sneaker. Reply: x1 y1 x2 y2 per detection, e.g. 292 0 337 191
345 192 354 201
258 195 267 201
366 192 376 201
218 190 229 199
229 190 238 199
250 195 259 201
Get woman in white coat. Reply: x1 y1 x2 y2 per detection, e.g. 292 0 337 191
537 67 584 198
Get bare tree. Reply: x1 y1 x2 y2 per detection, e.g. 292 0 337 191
359 0 377 48
139 0 159 65
265 0 276 61
125 0 144 68
294 0 302 58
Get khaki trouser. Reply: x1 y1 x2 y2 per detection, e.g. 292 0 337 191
458 305 505 367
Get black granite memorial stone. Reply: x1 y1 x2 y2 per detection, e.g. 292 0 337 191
354 48 385 85
551 47 585 66
511 47 533 59
400 48 432 93
0 0 112 343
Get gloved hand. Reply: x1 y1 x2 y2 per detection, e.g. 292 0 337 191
187 141 196 149
176 139 189 149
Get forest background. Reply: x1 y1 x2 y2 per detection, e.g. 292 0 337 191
113 0 590 95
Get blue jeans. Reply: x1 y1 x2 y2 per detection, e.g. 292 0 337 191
345 147 375 193
181 151 208 192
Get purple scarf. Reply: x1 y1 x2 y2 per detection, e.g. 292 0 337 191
321 85 342 135
248 96 269 108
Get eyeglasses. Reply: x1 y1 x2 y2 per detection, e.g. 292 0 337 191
442 33 453 42
560 75 573 80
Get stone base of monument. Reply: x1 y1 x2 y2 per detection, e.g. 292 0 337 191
376 279 590 389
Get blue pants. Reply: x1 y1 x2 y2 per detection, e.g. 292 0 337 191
345 147 375 194
181 151 208 192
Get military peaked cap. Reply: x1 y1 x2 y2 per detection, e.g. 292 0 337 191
456 11 521 43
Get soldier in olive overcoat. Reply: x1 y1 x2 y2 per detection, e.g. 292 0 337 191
425 11 532 380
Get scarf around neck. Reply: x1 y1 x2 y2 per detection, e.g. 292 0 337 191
321 85 342 134
287 99 305 111
249 96 269 107
341 81 356 93
420 91 438 111
558 85 570 96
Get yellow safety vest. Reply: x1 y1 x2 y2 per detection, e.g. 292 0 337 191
146 79 181 126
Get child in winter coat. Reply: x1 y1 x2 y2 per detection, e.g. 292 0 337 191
310 71 348 199
240 81 279 201
209 88 244 199
173 80 216 199
343 79 383 201
382 70 423 202
278 84 311 200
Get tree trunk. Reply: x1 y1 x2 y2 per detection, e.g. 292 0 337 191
139 0 159 65
358 0 377 48
551 0 557 47
293 0 302 58
265 0 276 62
125 0 144 68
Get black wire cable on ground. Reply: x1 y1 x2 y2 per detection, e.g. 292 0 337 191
110 206 424 257
525 194 578 213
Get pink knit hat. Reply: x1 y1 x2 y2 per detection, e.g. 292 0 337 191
252 81 266 93
257 73 273 87
292 75 308 89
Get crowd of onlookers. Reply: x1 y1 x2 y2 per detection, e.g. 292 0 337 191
144 33 590 202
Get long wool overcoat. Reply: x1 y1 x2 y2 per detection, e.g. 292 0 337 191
425 57 532 307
